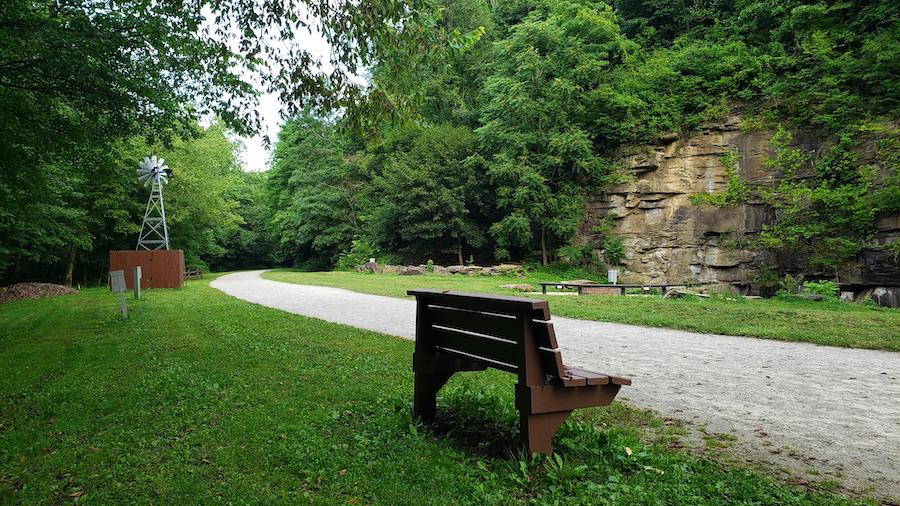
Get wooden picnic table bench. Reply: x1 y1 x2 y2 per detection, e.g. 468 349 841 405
539 282 687 295
408 289 631 455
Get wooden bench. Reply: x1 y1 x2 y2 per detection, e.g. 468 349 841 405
184 268 203 280
408 289 631 455
540 282 695 296
539 282 608 295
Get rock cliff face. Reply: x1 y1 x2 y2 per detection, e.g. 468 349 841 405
582 115 899 289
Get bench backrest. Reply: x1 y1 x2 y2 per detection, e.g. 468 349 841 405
408 289 566 386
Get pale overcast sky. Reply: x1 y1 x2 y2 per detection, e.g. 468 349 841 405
203 7 338 172
237 29 333 173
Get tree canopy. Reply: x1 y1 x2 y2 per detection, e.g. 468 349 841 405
1 0 897 284
0 0 456 282
264 0 898 273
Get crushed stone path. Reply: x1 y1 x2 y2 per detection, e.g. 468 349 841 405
211 270 899 499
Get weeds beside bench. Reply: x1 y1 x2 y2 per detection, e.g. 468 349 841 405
408 289 631 455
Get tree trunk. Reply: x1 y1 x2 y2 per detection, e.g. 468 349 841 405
457 241 464 266
64 245 76 287
540 228 548 267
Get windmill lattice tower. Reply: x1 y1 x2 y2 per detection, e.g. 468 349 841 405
136 155 174 250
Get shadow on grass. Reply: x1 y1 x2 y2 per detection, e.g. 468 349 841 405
423 409 522 460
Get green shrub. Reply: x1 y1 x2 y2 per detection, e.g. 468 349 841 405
778 273 804 295
335 239 379 271
802 280 840 299
378 252 404 266
525 262 603 282
749 267 781 295
557 243 598 269
603 236 625 266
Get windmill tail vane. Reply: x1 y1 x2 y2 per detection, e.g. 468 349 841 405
136 155 174 251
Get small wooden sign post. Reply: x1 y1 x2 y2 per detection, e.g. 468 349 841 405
110 269 127 318
132 266 142 300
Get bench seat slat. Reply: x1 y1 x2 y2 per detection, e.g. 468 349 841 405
431 327 519 367
565 367 610 386
553 374 586 387
608 375 632 386
428 305 521 341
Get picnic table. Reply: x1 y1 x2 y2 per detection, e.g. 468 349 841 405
539 282 688 295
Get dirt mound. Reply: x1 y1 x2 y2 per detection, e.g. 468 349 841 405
0 282 78 303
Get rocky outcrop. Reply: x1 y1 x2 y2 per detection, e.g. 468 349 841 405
585 115 777 285
399 266 425 276
582 114 900 291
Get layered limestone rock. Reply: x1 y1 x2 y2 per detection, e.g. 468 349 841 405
582 114 899 288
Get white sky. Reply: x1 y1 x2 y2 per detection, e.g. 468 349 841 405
237 30 333 173
238 90 285 173
202 7 339 172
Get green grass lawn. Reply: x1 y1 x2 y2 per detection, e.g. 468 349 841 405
262 270 900 351
0 278 874 504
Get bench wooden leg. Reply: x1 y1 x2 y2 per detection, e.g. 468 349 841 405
413 371 454 422
521 410 571 456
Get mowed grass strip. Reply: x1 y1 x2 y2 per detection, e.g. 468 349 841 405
0 278 871 504
263 270 900 351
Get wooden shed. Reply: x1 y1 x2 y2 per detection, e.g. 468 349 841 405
109 250 185 289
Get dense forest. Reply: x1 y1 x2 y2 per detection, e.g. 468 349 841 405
1 0 898 285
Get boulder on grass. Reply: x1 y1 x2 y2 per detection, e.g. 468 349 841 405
496 264 523 274
399 266 425 276
356 261 378 273
868 287 899 308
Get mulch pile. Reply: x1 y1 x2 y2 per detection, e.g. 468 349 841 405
0 282 78 303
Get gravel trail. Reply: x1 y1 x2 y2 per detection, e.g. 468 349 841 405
211 270 899 500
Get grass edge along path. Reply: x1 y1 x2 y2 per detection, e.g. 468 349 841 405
262 270 900 351
0 279 875 504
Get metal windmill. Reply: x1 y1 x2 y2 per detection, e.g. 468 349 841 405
135 155 174 250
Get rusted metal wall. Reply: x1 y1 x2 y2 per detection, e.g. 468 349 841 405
109 250 184 289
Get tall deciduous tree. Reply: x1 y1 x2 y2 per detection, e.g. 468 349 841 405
368 124 486 264
0 0 458 281
267 112 364 268
476 0 633 264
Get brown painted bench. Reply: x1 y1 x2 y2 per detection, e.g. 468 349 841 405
408 289 631 455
